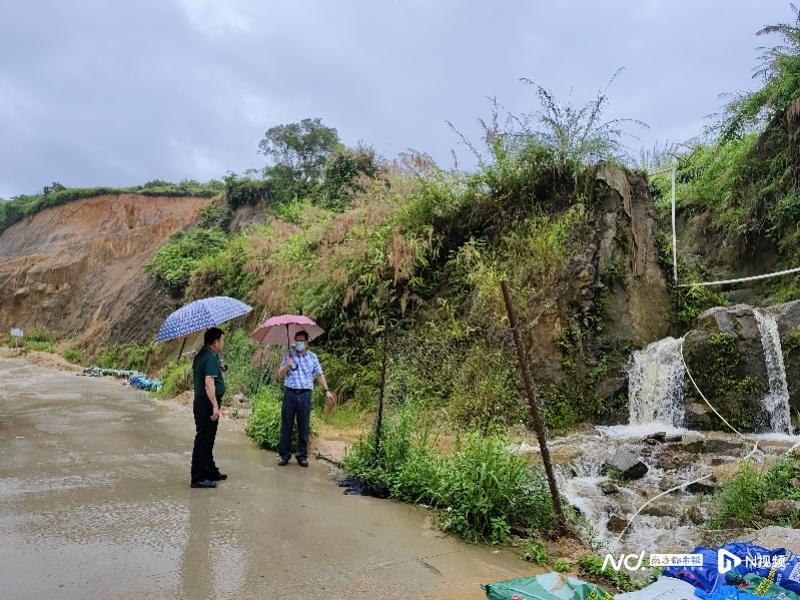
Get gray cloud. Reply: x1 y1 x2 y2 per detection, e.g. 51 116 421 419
0 0 792 198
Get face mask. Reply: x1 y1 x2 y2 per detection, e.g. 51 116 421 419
294 341 306 351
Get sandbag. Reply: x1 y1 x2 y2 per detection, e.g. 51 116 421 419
484 572 610 600
663 543 786 592
613 576 696 599
771 553 800 596
742 573 800 599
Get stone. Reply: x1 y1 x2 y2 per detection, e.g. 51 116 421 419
606 515 629 534
599 480 619 495
686 505 704 525
641 502 680 518
740 525 800 554
686 481 715 495
681 439 746 455
602 449 648 480
792 478 800 490
664 435 683 443
658 476 681 492
646 432 667 442
761 499 800 519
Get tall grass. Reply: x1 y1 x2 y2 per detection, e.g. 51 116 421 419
343 408 557 544
709 457 800 528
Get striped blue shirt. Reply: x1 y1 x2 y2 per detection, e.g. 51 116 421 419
280 349 323 390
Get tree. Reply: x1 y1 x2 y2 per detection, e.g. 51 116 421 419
258 118 340 184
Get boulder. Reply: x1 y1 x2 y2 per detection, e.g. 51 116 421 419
761 499 800 519
601 449 648 480
740 525 800 554
682 305 771 432
681 439 747 455
641 502 680 518
686 481 715 495
606 515 629 534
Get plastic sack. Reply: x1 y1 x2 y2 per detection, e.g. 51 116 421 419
663 543 785 592
613 576 696 599
484 572 610 600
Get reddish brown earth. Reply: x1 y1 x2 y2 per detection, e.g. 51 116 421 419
0 194 211 348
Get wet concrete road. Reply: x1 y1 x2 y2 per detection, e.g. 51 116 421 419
0 359 531 599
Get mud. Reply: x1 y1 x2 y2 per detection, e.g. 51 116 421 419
0 359 531 599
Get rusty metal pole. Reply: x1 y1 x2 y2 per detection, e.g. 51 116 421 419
374 325 389 462
500 280 566 533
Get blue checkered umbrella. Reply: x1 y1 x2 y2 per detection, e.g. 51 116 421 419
155 296 253 342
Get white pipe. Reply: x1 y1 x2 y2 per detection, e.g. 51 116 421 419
677 266 800 288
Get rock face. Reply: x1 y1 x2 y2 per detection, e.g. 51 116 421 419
527 164 673 426
681 301 800 432
0 194 210 348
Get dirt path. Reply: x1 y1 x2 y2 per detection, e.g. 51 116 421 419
0 358 534 599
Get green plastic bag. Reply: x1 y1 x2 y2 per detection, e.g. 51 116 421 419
484 573 611 600
742 573 800 599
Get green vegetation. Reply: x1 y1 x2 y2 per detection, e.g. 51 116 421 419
577 555 635 593
93 343 153 372
686 332 768 431
63 346 85 364
342 408 557 544
709 457 800 529
649 6 800 303
23 329 54 353
0 179 222 234
523 537 549 565
146 228 229 293
245 385 317 450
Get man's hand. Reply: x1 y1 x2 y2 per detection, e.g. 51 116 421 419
324 390 335 415
210 407 220 421
285 357 294 369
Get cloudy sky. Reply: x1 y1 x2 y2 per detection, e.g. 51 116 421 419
0 0 793 198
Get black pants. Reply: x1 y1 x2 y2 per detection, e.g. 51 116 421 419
191 396 220 482
279 388 312 461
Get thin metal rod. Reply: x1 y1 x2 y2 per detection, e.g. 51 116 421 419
500 281 566 533
177 337 187 361
374 324 389 461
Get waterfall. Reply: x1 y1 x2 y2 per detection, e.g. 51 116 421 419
754 309 792 434
627 337 685 427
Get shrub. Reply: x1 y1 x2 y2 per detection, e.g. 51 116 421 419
93 343 153 372
343 408 557 543
63 346 85 364
145 227 229 293
709 457 800 528
246 386 317 450
24 340 54 353
157 360 193 398
578 554 635 593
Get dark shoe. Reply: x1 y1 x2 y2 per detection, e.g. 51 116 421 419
278 458 289 466
297 458 309 468
190 479 217 489
211 472 228 481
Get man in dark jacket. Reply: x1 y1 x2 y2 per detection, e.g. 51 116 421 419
190 327 227 488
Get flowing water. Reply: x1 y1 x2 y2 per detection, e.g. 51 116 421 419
627 337 686 428
754 309 793 435
542 323 796 555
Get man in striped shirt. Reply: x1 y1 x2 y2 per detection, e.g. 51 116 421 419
276 330 333 467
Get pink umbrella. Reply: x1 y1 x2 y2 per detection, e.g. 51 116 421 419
251 314 324 347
